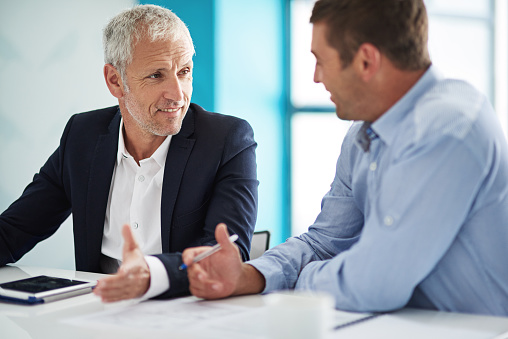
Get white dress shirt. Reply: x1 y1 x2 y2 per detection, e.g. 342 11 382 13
102 119 170 298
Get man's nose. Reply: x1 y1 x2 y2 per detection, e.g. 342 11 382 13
163 76 184 102
313 67 322 83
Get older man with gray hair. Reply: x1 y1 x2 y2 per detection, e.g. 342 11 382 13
0 5 258 302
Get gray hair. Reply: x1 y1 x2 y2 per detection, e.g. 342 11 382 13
103 4 194 84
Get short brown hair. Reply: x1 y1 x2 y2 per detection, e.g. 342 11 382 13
310 0 431 70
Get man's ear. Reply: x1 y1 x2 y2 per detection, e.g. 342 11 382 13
104 64 125 99
352 43 381 82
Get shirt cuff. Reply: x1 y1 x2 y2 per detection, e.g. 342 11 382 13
139 255 170 300
247 257 282 294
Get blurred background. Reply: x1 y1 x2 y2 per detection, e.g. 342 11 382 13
1 0 506 270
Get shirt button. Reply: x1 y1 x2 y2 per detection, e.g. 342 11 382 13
133 222 139 229
384 216 394 226
138 175 145 182
369 162 377 171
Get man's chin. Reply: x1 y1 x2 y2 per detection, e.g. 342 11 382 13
157 123 183 136
152 129 180 137
334 110 352 122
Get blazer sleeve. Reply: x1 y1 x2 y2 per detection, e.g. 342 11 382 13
203 117 258 260
0 116 75 266
153 117 258 298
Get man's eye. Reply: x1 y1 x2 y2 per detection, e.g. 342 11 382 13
179 68 191 75
148 73 161 79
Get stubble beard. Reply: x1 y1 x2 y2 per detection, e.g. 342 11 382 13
124 91 184 137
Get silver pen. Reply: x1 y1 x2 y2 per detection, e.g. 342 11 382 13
178 234 239 270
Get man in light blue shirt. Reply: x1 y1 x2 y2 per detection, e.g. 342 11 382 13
182 0 508 316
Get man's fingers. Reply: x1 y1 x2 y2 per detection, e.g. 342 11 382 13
182 224 235 266
95 280 145 302
97 286 135 302
187 263 225 296
187 263 206 289
189 279 224 299
182 246 211 265
187 264 217 293
122 224 138 256
94 265 150 302
95 273 130 293
215 223 234 250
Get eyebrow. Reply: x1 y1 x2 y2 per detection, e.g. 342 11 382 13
148 62 192 74
149 68 166 74
181 59 193 68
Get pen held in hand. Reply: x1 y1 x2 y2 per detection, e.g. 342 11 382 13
179 234 239 270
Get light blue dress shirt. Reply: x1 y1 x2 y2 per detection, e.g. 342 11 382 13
249 66 508 316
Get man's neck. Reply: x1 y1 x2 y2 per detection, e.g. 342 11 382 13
369 64 429 122
122 123 167 165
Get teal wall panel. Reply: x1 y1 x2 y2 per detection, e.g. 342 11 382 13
215 0 287 245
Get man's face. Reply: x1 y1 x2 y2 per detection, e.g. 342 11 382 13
121 34 193 137
311 22 364 121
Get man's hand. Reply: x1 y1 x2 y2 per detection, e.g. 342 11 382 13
183 223 265 299
93 224 150 302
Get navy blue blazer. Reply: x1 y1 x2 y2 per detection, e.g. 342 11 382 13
0 103 258 297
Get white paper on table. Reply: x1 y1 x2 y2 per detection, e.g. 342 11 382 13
63 295 374 338
64 297 267 338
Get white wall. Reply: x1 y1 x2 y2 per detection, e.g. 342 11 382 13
0 0 134 269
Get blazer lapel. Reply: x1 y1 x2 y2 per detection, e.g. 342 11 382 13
160 108 196 252
85 111 120 269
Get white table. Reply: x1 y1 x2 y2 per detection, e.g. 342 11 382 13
1 265 508 339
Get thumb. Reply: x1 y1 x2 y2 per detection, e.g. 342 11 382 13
122 224 139 257
215 223 234 250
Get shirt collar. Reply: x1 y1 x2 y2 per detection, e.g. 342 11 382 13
116 118 172 168
117 119 129 164
370 65 444 147
150 133 172 168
